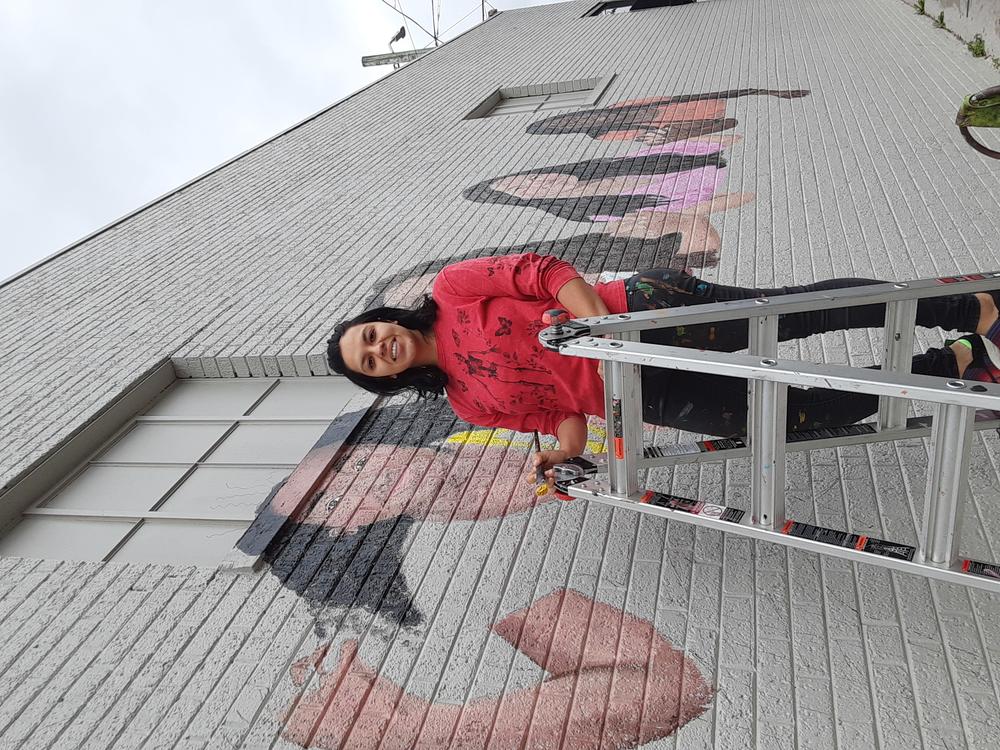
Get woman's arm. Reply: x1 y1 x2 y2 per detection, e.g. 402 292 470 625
555 277 610 319
436 253 581 303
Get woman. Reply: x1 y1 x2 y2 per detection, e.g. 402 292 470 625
327 253 1000 484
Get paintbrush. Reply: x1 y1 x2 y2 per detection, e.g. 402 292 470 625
533 430 548 496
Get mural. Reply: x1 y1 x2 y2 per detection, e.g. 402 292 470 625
461 143 751 264
240 401 602 629
242 399 712 748
369 233 687 310
282 589 712 749
243 86 810 749
465 87 809 267
526 87 809 145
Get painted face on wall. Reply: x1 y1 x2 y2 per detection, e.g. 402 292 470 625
491 172 580 200
462 150 728 224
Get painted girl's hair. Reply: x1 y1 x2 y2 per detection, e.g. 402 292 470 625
461 150 725 223
525 88 808 138
528 112 735 141
326 295 447 399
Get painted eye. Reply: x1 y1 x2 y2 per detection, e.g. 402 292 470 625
368 328 375 343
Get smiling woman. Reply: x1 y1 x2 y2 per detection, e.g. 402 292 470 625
339 320 437 377
326 295 446 398
326 252 1000 488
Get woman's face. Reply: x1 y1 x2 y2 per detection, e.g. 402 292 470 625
339 321 427 378
492 173 578 199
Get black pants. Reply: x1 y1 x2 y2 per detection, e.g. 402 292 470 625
627 270 979 437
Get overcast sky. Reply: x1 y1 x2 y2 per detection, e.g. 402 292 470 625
0 0 552 282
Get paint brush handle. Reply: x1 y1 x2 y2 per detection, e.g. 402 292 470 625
533 431 545 483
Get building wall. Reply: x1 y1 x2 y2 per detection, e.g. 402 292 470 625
923 0 1000 57
3 1 1000 748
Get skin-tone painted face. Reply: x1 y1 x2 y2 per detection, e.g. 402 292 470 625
339 321 436 378
492 173 579 199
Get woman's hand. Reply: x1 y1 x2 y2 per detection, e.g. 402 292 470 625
526 449 570 486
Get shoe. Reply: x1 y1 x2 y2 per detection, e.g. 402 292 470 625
950 333 1000 420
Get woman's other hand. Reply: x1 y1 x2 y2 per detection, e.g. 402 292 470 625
525 449 569 486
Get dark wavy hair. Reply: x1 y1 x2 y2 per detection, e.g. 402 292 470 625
525 88 809 139
326 295 447 399
529 114 736 142
461 150 725 223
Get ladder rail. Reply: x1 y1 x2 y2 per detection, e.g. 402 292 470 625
633 415 1000 469
538 272 1000 341
559 338 1000 410
921 403 975 565
569 480 1000 595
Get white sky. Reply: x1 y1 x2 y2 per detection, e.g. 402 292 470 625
0 0 553 282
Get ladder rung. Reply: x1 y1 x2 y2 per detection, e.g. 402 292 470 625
636 415 1000 468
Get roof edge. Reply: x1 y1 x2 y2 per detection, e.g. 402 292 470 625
0 10 503 292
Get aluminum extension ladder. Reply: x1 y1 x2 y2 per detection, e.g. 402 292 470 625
539 272 1000 592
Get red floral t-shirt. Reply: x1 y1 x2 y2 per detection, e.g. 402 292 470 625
432 253 628 437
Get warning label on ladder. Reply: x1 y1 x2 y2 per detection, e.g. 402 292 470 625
780 521 916 561
962 560 1000 579
640 491 746 524
937 273 989 284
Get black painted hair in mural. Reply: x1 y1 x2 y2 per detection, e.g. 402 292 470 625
236 402 468 630
326 294 448 399
246 497 422 628
525 88 809 139
529 114 737 141
461 151 725 223
365 232 697 310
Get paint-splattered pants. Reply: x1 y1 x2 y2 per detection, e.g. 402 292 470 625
626 269 979 437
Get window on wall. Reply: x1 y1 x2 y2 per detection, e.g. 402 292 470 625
0 377 368 568
465 75 614 119
588 0 696 16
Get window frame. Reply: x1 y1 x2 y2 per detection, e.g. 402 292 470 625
0 365 374 572
464 75 615 120
585 0 698 17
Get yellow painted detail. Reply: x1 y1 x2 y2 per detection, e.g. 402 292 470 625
445 423 608 454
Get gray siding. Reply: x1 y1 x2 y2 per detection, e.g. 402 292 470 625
2 1 1000 747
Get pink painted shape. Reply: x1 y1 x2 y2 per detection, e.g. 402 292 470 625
589 166 728 222
629 140 725 158
299 445 562 534
280 589 713 749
